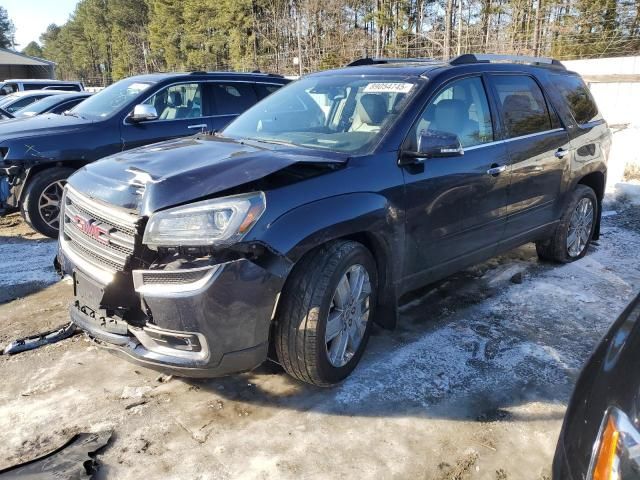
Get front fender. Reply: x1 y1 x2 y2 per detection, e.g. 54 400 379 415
257 192 404 328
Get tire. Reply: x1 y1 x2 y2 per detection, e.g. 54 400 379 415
274 240 378 387
536 184 598 263
21 167 73 238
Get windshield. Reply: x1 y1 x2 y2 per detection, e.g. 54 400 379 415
70 79 154 120
222 75 420 154
14 95 71 116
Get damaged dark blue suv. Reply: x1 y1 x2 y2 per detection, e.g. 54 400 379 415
57 54 610 386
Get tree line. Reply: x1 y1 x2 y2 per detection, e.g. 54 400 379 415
6 0 640 85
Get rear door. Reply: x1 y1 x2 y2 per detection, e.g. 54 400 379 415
208 81 259 131
120 81 212 150
487 74 571 241
401 75 511 285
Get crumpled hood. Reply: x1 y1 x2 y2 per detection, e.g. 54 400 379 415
68 135 348 215
0 113 90 141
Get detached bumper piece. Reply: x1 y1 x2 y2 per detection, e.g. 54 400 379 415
0 431 112 479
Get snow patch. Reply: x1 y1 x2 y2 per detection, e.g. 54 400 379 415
0 240 59 288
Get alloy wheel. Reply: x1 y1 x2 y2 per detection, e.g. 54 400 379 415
567 197 594 257
38 180 66 230
325 264 371 367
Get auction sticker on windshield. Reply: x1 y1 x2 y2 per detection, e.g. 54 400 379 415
363 82 414 93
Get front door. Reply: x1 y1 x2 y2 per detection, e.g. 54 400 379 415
120 82 212 151
401 75 510 287
487 74 570 240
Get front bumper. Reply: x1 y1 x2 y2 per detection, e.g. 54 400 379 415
59 247 285 377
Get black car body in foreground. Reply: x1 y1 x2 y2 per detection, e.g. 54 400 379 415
554 294 640 479
57 54 611 386
0 72 288 236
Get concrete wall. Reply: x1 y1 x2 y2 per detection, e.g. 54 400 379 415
563 56 640 127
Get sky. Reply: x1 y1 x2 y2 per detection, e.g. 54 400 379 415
3 0 80 50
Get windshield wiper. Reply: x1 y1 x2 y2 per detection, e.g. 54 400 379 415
248 138 295 147
62 111 85 119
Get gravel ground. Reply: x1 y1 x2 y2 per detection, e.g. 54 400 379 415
1 202 639 479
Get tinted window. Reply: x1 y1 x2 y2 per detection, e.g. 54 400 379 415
409 76 494 149
213 82 258 115
492 75 552 138
254 83 282 100
555 74 601 125
143 83 203 120
23 84 47 90
51 98 85 114
5 95 48 113
44 85 81 92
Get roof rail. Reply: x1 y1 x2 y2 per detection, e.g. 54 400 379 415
347 57 440 67
450 53 565 68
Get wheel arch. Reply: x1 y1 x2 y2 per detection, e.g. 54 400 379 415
576 170 606 240
259 193 403 329
19 161 84 203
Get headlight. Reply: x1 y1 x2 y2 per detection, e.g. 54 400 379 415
143 192 266 248
588 407 640 480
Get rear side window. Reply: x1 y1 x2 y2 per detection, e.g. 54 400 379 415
254 83 282 100
51 98 85 114
491 75 552 138
212 82 258 115
555 74 601 125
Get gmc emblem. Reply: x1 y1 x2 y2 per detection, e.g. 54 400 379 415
72 215 109 244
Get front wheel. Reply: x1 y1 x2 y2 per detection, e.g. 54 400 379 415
536 184 598 263
274 240 377 387
21 167 73 238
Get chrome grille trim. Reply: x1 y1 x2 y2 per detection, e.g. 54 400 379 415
61 185 139 276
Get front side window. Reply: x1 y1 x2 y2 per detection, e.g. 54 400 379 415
222 75 420 154
70 78 154 120
212 83 258 115
142 83 203 120
492 75 552 138
408 76 494 150
554 74 601 125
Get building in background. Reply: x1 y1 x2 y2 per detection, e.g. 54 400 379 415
0 47 55 80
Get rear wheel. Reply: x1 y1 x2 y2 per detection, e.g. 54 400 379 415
274 240 377 387
21 167 73 238
536 185 598 263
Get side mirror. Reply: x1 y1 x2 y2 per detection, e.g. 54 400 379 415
130 104 158 122
400 130 464 164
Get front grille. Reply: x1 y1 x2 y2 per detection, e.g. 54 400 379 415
62 187 139 274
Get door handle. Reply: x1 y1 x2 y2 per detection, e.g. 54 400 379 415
487 164 507 176
555 148 568 158
187 124 208 130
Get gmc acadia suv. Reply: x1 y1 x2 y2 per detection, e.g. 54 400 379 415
0 72 288 237
56 54 611 386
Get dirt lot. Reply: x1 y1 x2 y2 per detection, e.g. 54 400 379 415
1 189 640 479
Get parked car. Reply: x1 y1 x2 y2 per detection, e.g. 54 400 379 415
0 90 68 114
554 293 640 479
0 71 289 237
56 53 610 386
13 92 92 117
0 79 84 95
